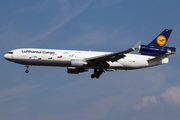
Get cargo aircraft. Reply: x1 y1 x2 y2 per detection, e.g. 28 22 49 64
4 29 176 78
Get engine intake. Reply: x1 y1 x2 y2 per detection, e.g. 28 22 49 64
138 45 176 56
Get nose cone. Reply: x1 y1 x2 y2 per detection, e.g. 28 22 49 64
4 54 7 59
4 54 11 60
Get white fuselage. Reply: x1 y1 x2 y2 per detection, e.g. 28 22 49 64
4 48 168 70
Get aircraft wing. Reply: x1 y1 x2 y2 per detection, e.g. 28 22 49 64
86 41 141 63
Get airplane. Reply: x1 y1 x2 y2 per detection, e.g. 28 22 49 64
4 29 176 79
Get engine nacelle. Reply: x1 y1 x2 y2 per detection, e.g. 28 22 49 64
138 45 176 56
71 59 87 67
67 67 88 74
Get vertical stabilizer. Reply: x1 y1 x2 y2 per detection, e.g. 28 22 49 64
148 29 172 47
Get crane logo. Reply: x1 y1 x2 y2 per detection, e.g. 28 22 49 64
156 35 167 46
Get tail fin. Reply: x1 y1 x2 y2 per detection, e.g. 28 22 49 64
148 29 172 47
139 29 176 56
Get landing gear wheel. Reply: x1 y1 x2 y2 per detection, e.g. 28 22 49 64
25 65 29 73
96 75 100 79
91 68 104 79
25 70 29 73
91 74 95 78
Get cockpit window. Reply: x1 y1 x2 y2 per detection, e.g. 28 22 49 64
8 52 13 54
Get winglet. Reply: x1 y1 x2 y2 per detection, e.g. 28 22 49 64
133 41 141 50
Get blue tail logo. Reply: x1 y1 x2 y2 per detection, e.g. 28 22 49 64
156 35 167 46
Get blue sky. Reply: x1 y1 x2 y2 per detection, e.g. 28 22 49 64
1 0 180 120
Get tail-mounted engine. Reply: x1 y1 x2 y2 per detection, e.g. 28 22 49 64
137 45 176 56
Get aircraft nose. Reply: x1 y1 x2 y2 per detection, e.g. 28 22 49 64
4 54 9 60
4 54 7 59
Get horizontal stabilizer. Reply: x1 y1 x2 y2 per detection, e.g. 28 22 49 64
148 51 175 62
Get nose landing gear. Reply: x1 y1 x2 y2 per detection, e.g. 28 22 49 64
25 65 29 73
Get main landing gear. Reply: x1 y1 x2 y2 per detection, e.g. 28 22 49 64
91 69 104 79
25 65 29 73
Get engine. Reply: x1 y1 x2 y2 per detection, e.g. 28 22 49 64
67 67 88 74
71 59 88 67
138 45 176 56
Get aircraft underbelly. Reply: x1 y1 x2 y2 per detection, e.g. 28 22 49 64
9 59 71 67
111 58 148 69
